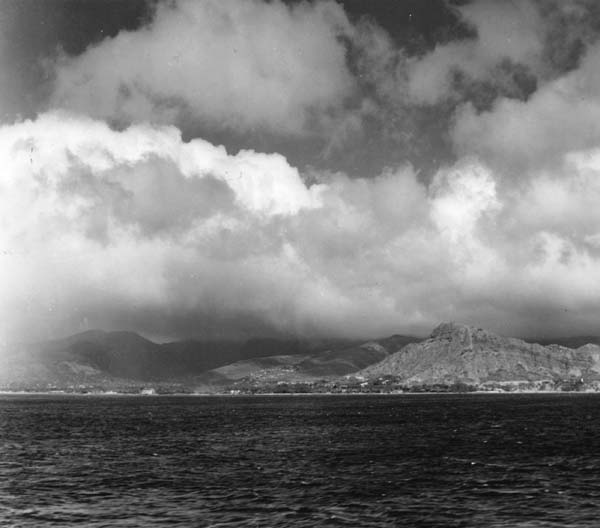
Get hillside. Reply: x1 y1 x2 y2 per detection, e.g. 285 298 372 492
5 323 600 393
0 331 308 390
193 335 422 386
526 336 600 349
359 322 600 388
0 331 419 391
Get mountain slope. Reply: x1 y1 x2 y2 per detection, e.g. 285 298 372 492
359 322 600 385
526 336 600 349
11 323 600 392
0 331 419 390
0 332 300 388
203 335 423 384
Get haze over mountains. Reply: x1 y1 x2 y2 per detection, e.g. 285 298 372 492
2 323 600 392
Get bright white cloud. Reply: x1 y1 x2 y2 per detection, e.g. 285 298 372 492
0 112 324 341
430 160 500 245
50 0 354 135
5 1 600 348
3 111 600 342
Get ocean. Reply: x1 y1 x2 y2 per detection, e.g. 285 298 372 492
1 393 600 527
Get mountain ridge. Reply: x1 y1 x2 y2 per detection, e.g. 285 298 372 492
0 329 421 390
359 322 600 388
3 324 600 392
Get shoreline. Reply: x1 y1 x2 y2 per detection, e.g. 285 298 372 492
1 390 599 397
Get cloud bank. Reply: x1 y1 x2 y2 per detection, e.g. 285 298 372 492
3 0 600 342
3 106 600 342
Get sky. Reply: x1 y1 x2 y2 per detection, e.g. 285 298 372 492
2 0 600 343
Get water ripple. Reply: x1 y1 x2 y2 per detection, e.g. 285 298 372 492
2 394 600 526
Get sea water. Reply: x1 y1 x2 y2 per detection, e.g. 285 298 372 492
1 393 600 527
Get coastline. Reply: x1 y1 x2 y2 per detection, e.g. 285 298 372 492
1 390 599 397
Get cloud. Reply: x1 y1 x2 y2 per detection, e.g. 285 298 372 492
323 1 567 174
8 3 600 343
0 112 325 341
430 159 500 246
4 111 600 343
42 1 600 177
452 42 600 174
406 0 545 105
49 0 355 136
365 0 599 112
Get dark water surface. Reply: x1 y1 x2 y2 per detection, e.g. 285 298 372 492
2 394 600 527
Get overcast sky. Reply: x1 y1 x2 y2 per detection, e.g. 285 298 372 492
2 0 600 342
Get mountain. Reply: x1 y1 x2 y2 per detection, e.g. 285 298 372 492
202 334 422 385
0 331 297 389
359 322 600 388
2 331 244 384
8 323 600 393
526 336 600 349
0 330 420 391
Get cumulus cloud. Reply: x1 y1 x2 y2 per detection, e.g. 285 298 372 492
0 112 325 341
406 0 545 105
49 0 354 135
452 42 600 173
325 1 571 174
43 0 599 173
3 111 600 343
5 1 600 343
370 0 599 112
